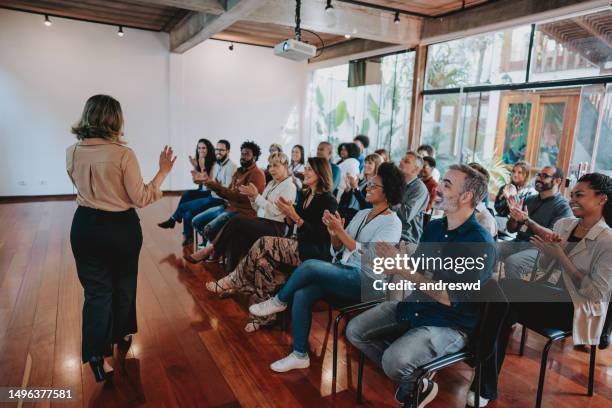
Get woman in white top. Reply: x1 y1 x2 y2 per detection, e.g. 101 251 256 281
289 144 305 190
186 152 296 271
249 162 405 373
336 142 361 200
471 172 612 406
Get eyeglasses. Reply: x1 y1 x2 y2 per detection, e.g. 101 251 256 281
366 181 384 189
535 172 554 179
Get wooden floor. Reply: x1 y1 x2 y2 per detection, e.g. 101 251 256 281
0 197 610 408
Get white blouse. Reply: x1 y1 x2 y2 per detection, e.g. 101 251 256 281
252 176 297 222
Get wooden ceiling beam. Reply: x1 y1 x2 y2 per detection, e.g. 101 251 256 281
170 0 269 53
244 0 421 45
421 0 610 44
127 0 225 15
308 38 394 63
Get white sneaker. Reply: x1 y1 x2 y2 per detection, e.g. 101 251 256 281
466 391 489 407
249 297 287 317
270 353 310 372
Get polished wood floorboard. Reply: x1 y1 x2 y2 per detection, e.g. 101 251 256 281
0 197 610 407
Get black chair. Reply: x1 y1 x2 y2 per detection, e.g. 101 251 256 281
356 279 510 408
517 254 598 408
328 298 383 387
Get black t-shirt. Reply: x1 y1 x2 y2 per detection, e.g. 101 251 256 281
515 193 573 242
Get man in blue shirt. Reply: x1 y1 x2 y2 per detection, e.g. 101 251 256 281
316 141 341 192
347 164 496 407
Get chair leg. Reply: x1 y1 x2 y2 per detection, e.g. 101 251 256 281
193 228 198 253
328 304 333 324
474 363 482 408
357 352 365 404
332 311 346 385
587 345 596 396
536 339 554 408
519 326 528 356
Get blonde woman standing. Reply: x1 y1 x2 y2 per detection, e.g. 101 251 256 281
67 95 176 382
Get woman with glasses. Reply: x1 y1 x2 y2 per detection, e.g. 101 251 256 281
249 162 405 372
338 153 383 223
205 157 337 332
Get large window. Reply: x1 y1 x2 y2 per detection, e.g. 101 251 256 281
306 51 415 163
420 8 612 194
425 25 531 89
531 10 612 81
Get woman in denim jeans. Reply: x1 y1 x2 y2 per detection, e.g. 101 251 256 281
249 162 405 372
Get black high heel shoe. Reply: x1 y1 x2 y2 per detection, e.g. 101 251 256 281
89 356 113 383
117 335 133 353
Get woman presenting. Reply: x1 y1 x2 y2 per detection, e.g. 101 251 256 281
66 94 176 382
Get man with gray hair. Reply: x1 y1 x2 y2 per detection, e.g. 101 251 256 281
347 163 496 407
397 151 429 244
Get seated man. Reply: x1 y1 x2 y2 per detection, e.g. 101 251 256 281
192 141 265 245
346 164 496 407
397 151 429 244
501 165 572 279
420 156 438 212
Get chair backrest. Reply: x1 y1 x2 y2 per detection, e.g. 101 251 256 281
470 279 510 361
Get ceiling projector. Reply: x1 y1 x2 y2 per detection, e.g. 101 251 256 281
274 39 317 61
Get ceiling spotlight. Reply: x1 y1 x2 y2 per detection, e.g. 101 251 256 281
44 14 51 27
229 43 234 51
344 34 351 39
325 0 334 13
117 26 124 37
394 11 400 24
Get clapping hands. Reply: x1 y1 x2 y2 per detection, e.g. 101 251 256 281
322 210 345 236
238 183 259 199
276 196 299 221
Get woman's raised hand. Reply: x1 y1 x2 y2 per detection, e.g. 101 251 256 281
159 146 177 174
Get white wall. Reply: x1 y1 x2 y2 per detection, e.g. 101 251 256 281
0 9 170 196
0 8 308 196
171 40 307 190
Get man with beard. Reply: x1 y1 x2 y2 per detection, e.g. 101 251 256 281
500 165 572 279
193 141 265 246
346 164 496 407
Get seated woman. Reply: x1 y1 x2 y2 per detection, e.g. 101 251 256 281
249 162 405 372
157 138 220 245
338 153 382 223
289 144 305 189
494 161 535 238
184 152 296 267
205 157 337 332
469 172 612 407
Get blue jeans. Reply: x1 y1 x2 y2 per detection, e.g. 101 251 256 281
178 196 225 238
171 189 211 222
276 259 362 354
201 210 238 242
191 205 226 237
346 301 467 401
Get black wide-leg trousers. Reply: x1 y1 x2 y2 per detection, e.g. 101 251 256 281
70 206 142 363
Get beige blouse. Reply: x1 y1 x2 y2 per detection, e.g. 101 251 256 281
66 138 162 212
